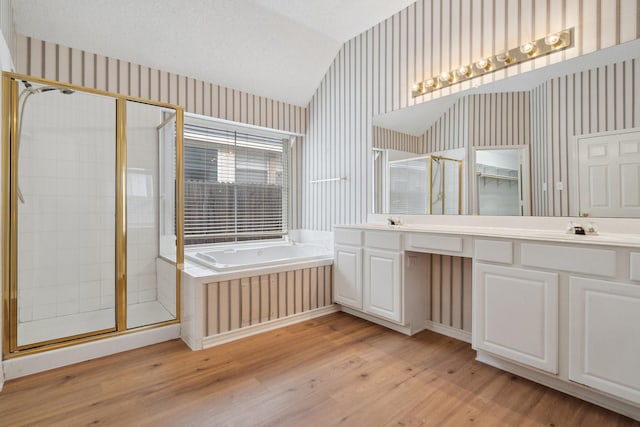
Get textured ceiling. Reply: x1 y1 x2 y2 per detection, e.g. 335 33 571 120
13 0 416 106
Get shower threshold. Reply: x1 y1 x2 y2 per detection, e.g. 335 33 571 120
17 301 174 348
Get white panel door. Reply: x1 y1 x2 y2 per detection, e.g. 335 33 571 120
578 129 640 217
333 245 362 309
473 263 559 373
569 277 640 404
364 249 402 323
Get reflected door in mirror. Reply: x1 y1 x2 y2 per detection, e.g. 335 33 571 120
578 129 640 218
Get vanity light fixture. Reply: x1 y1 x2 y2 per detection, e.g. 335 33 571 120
495 52 513 64
456 65 472 78
412 82 426 94
519 41 537 56
475 58 492 72
412 27 573 98
544 33 561 47
438 71 453 83
424 78 437 89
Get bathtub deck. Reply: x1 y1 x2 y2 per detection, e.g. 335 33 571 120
0 312 637 426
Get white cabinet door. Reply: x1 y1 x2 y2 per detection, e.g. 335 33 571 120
569 277 640 404
333 245 363 309
364 249 402 323
473 263 559 373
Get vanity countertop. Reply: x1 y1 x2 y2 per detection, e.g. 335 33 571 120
335 222 640 248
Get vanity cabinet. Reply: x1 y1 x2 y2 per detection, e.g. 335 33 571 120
333 227 426 333
364 248 402 322
334 245 363 309
333 226 640 420
473 262 559 373
333 229 364 310
569 277 640 404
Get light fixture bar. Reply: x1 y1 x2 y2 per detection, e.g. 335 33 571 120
412 28 573 98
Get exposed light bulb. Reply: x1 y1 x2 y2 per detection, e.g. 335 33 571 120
456 65 472 78
495 52 512 63
424 78 436 88
475 58 491 71
544 33 561 47
520 42 536 55
439 71 453 83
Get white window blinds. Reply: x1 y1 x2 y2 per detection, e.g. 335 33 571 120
183 123 289 245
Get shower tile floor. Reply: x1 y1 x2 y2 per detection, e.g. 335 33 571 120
17 301 173 346
127 300 174 329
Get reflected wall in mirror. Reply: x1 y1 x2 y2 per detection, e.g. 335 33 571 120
371 39 640 218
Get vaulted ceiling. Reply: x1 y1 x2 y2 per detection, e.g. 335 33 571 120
13 0 416 106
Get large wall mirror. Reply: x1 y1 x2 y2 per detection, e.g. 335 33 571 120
371 38 640 218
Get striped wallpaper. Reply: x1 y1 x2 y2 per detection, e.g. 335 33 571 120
14 35 307 135
373 126 424 153
424 92 530 152
468 92 531 148
531 56 640 216
304 0 640 231
425 255 473 333
0 0 14 61
423 97 468 152
204 265 333 336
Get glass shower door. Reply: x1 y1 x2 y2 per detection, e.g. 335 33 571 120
14 81 117 348
4 73 183 356
125 100 177 329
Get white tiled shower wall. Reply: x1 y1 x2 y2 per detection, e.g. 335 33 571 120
126 102 162 307
17 93 174 324
17 89 116 322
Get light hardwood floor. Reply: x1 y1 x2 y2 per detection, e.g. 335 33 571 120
1 312 638 426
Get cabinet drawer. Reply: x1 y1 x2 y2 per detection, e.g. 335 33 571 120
365 231 402 251
405 233 462 253
521 243 616 277
334 228 363 246
474 239 513 264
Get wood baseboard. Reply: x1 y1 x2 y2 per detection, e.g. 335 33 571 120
423 320 472 343
340 307 417 335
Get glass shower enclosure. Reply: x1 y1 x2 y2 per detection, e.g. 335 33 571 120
387 155 462 215
2 73 184 356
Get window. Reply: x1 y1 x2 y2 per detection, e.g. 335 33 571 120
183 122 289 245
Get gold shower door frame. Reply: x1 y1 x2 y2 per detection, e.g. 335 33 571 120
428 155 463 215
1 72 185 358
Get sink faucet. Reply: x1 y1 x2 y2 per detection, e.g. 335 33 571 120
387 217 401 226
566 221 598 235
